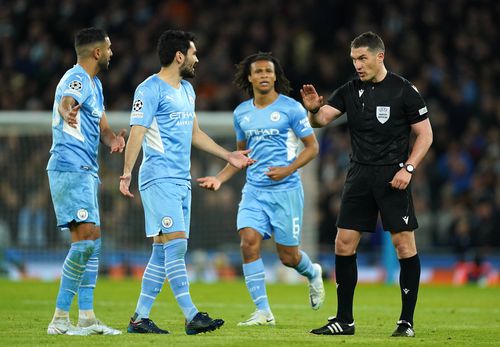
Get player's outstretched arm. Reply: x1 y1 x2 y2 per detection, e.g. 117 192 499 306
192 116 255 168
197 141 248 190
119 125 147 198
58 96 80 128
99 112 126 153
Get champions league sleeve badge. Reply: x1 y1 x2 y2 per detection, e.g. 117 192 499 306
69 80 83 91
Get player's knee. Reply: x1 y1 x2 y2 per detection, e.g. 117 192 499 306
240 238 259 254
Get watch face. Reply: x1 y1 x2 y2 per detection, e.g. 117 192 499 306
406 164 414 173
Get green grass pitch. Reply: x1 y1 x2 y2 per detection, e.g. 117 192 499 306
0 278 499 346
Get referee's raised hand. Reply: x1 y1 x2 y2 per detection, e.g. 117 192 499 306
300 84 323 112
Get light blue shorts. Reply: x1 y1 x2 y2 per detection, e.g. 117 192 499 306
47 170 100 229
237 184 304 246
140 181 191 237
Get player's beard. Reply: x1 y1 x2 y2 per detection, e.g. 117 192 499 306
98 57 110 72
180 61 195 78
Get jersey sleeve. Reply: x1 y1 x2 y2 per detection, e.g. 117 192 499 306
61 72 90 105
290 102 314 138
233 112 245 141
403 82 428 124
130 84 158 128
327 82 348 113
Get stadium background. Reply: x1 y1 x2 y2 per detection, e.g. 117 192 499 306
0 0 498 285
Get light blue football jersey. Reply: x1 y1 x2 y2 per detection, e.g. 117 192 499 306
130 75 196 190
234 94 314 189
47 64 104 176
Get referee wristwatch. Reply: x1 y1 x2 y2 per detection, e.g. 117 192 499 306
405 163 415 174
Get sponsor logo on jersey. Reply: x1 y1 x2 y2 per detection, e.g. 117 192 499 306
77 209 89 221
418 106 428 115
170 112 195 126
376 106 390 124
358 89 364 97
242 115 251 124
270 112 281 122
162 216 173 228
245 128 280 142
402 216 409 224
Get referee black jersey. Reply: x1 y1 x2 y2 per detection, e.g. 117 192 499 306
327 72 428 165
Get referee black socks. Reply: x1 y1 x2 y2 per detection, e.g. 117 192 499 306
398 254 421 325
335 254 357 323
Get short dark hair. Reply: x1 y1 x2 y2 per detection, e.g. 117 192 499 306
234 52 291 97
157 30 196 67
351 31 385 53
74 27 107 49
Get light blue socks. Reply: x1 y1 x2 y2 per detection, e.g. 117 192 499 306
242 258 270 311
294 250 317 280
78 238 101 310
56 240 95 311
164 239 198 322
134 243 166 321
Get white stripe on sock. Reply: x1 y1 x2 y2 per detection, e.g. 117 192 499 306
143 276 165 285
165 259 184 266
168 274 188 281
140 292 156 300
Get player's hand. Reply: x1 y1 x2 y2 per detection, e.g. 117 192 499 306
119 173 134 197
300 84 323 112
110 128 127 153
64 104 81 128
227 149 256 169
197 176 222 191
265 166 292 181
389 169 412 190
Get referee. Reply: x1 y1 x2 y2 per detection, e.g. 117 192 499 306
301 31 433 337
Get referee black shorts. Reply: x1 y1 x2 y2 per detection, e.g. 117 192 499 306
337 162 418 233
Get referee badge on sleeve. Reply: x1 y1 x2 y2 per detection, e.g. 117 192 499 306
376 106 390 124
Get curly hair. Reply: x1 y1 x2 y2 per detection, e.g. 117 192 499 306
233 52 291 97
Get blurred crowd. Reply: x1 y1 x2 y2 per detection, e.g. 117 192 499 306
0 1 499 265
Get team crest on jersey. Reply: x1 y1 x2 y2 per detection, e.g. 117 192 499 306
69 80 83 91
270 112 281 122
376 106 390 124
77 209 89 221
133 99 143 112
162 216 173 228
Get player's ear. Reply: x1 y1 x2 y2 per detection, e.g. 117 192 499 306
93 46 101 61
175 51 184 64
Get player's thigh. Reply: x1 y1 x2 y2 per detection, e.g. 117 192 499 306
265 186 304 247
237 188 271 240
140 182 190 237
337 164 378 232
48 170 100 228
